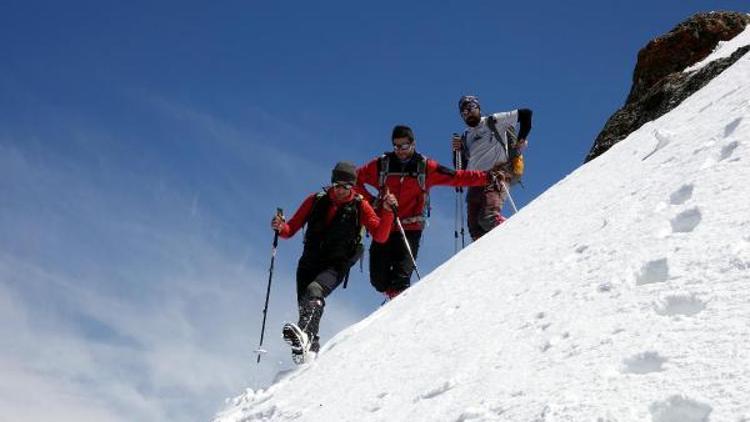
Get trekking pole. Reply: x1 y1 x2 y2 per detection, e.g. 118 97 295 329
255 207 283 364
453 153 460 254
459 200 466 248
392 205 421 280
500 181 519 215
456 151 466 249
452 134 466 251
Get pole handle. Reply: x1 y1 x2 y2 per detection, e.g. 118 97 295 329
272 208 283 246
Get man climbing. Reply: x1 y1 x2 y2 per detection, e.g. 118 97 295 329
452 95 533 240
271 161 397 364
356 125 493 300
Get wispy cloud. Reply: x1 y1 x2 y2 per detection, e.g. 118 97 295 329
0 92 380 420
142 94 331 200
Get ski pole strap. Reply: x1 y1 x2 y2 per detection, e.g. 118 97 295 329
343 269 350 289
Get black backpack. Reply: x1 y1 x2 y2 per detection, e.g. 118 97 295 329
303 189 365 288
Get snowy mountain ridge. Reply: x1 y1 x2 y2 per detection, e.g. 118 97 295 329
215 32 750 422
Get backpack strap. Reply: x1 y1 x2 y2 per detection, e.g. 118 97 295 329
486 115 509 156
303 189 330 229
488 117 524 186
458 132 468 170
505 125 520 160
416 155 427 192
416 155 429 218
343 194 365 289
377 154 390 191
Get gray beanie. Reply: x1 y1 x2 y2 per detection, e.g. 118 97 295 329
331 161 357 184
458 95 480 111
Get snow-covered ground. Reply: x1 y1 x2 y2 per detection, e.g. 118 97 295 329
685 24 750 72
215 44 750 421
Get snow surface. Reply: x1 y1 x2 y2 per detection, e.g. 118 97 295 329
684 23 750 72
215 50 750 421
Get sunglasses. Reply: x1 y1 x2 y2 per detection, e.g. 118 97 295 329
333 182 354 190
460 103 479 114
392 142 413 151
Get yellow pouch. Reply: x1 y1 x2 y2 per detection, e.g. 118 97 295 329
512 155 524 176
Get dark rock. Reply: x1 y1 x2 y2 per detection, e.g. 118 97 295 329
585 12 750 162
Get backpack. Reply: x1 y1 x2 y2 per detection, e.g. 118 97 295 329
304 189 365 288
486 115 524 183
377 153 430 225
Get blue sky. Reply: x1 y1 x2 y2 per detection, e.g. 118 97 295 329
1 2 748 421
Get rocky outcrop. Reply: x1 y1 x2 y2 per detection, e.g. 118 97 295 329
585 11 750 162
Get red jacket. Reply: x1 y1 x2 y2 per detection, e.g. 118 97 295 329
278 188 393 243
356 152 488 231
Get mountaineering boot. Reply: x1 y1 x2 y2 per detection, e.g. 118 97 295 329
300 297 324 353
282 322 310 364
283 298 324 364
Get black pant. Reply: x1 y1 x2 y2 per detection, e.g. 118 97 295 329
369 230 422 292
296 258 345 305
295 242 363 302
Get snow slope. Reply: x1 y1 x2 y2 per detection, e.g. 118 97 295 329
216 49 750 421
685 24 750 72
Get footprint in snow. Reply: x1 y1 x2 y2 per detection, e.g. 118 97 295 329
669 184 694 205
643 129 675 161
724 117 742 137
365 404 382 413
692 138 716 156
670 207 702 233
636 258 670 285
455 406 499 421
654 293 706 317
415 380 456 401
719 140 740 161
620 351 668 374
649 395 712 422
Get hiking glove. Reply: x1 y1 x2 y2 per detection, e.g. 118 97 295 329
271 215 286 232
